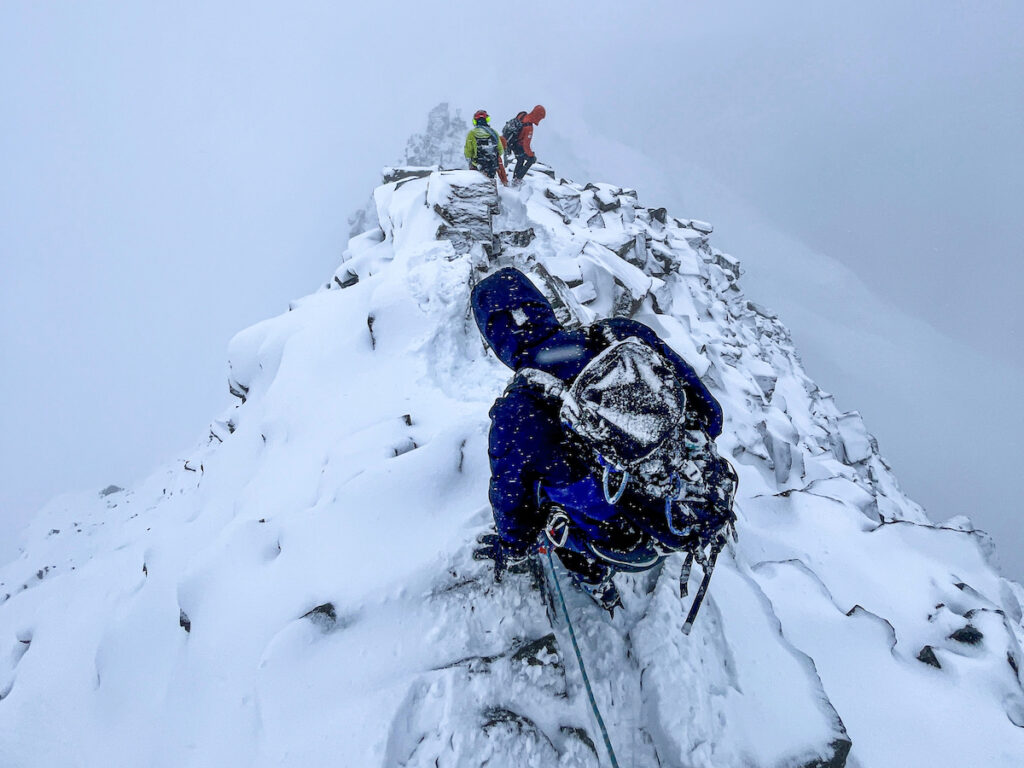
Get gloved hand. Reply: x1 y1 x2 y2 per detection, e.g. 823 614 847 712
473 532 530 582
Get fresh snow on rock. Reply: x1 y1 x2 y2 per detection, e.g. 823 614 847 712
1 163 1022 767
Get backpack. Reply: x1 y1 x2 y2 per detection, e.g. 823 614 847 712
518 333 737 633
518 336 737 546
502 112 527 152
561 337 685 469
474 128 501 168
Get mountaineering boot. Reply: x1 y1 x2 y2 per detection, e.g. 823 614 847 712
473 531 530 582
554 547 621 615
576 575 623 617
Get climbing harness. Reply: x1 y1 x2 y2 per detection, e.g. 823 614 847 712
544 548 621 768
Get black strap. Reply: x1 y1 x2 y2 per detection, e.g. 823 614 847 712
681 537 723 635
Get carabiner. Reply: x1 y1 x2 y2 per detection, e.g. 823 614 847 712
602 464 629 504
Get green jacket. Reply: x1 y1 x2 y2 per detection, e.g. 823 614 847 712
464 125 503 163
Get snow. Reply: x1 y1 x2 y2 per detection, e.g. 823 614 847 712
1 164 1022 767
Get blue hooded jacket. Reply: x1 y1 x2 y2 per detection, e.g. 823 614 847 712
471 268 724 556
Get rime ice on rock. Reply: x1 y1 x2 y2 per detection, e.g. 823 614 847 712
401 102 469 169
1 159 1022 768
426 170 500 255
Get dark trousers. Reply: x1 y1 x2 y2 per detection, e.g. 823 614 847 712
555 547 612 587
512 151 536 180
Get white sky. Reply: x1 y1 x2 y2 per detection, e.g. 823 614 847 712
2 1 1022 576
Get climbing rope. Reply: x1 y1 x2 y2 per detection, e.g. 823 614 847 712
544 548 621 768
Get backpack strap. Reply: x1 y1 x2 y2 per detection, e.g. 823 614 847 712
681 535 725 635
591 322 620 348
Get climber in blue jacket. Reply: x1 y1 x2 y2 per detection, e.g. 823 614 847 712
471 267 735 614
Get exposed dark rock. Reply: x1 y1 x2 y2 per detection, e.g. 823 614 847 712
228 379 249 403
649 207 668 224
392 438 418 457
559 726 597 758
679 218 713 234
511 633 559 667
334 270 359 289
179 610 191 633
949 625 984 645
531 263 583 329
746 301 778 320
713 251 741 281
433 177 498 253
367 315 376 349
303 602 337 632
612 239 636 259
917 645 942 668
611 283 645 318
481 707 548 743
496 228 536 249
382 166 434 185
99 485 123 497
435 224 475 255
593 189 620 212
964 607 1005 620
799 737 853 768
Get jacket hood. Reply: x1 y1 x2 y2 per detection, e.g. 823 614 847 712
471 268 580 372
525 105 546 124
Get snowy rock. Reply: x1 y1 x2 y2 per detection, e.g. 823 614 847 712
917 644 942 668
543 186 582 222
591 186 621 212
333 268 359 289
837 412 873 465
427 171 499 254
382 166 434 185
1 153 1022 768
401 102 468 169
949 624 985 645
676 217 714 235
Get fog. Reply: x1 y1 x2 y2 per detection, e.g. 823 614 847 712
2 1 1021 576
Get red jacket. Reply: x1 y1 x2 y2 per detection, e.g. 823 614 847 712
516 105 546 157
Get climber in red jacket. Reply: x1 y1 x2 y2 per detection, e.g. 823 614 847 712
505 105 546 184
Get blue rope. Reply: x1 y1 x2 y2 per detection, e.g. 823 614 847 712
544 548 621 768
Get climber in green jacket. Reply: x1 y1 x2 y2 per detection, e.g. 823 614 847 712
465 109 508 185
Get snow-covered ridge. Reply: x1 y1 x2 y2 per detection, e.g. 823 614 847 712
1 165 1022 767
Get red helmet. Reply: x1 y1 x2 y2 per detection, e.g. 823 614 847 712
473 109 490 123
